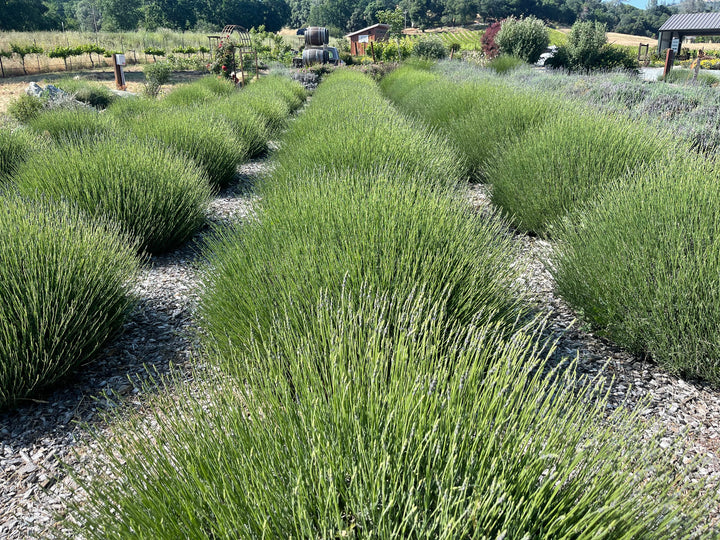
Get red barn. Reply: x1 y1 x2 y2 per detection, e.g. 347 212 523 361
345 24 390 56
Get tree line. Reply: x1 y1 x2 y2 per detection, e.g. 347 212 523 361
1 0 717 38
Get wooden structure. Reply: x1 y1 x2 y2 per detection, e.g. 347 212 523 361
207 25 258 86
345 24 390 56
658 13 720 57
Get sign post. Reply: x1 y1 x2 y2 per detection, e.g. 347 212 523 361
113 53 126 90
663 48 675 81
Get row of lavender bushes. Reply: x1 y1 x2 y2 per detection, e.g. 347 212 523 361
71 70 715 537
0 74 305 409
383 62 720 386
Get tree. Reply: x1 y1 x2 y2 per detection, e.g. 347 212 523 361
75 0 102 31
288 0 313 26
377 6 404 35
442 0 478 25
0 0 50 30
99 0 142 30
401 0 443 28
495 15 548 63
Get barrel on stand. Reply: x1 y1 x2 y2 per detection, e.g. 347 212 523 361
302 48 330 66
305 27 329 47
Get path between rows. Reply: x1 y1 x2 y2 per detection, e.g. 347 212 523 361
1 164 718 538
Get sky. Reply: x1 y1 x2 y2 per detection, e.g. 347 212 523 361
622 0 649 9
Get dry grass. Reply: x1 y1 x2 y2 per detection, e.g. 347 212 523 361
0 66 206 116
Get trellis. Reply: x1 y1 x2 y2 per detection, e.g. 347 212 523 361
207 25 258 86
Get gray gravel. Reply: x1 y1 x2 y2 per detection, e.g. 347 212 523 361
2 171 719 537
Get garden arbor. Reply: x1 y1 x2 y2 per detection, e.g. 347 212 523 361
207 25 258 85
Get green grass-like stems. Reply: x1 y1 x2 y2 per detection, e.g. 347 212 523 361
75 292 713 538
488 54 526 74
552 155 720 384
12 137 211 254
486 110 673 236
129 107 245 189
0 196 139 410
381 66 560 179
200 167 524 365
105 95 161 121
0 129 33 182
54 77 117 109
659 68 720 87
162 75 237 107
196 100 269 158
276 70 464 184
27 106 112 142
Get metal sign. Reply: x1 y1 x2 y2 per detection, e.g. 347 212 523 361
358 35 369 43
671 37 680 53
116 54 126 66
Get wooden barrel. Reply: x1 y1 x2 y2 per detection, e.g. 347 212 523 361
302 48 329 66
305 27 329 46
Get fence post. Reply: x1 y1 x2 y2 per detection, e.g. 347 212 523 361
663 48 675 80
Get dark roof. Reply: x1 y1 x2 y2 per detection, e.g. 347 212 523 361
345 23 390 38
659 13 720 32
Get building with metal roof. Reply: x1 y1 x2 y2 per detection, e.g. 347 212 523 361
658 13 720 54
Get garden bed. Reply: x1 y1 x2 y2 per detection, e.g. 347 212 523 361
1 173 718 538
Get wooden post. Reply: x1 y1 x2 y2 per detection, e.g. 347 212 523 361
0 57 4 78
239 48 245 87
663 48 675 81
370 41 376 63
112 54 127 90
254 51 259 81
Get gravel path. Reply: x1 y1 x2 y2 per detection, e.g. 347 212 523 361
1 169 718 537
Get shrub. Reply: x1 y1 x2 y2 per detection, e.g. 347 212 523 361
413 38 447 60
488 54 525 74
0 129 33 182
76 292 713 538
53 78 116 109
13 137 211 254
7 94 44 123
162 83 214 106
566 20 607 70
495 16 549 64
200 166 523 363
379 64 439 103
104 95 160 122
162 75 237 107
194 75 236 96
143 61 172 97
546 21 637 72
552 155 720 384
486 110 671 236
481 21 502 59
382 67 561 179
27 107 111 142
277 70 463 184
200 70 520 359
244 74 307 113
129 107 246 188
0 195 139 410
198 99 269 158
